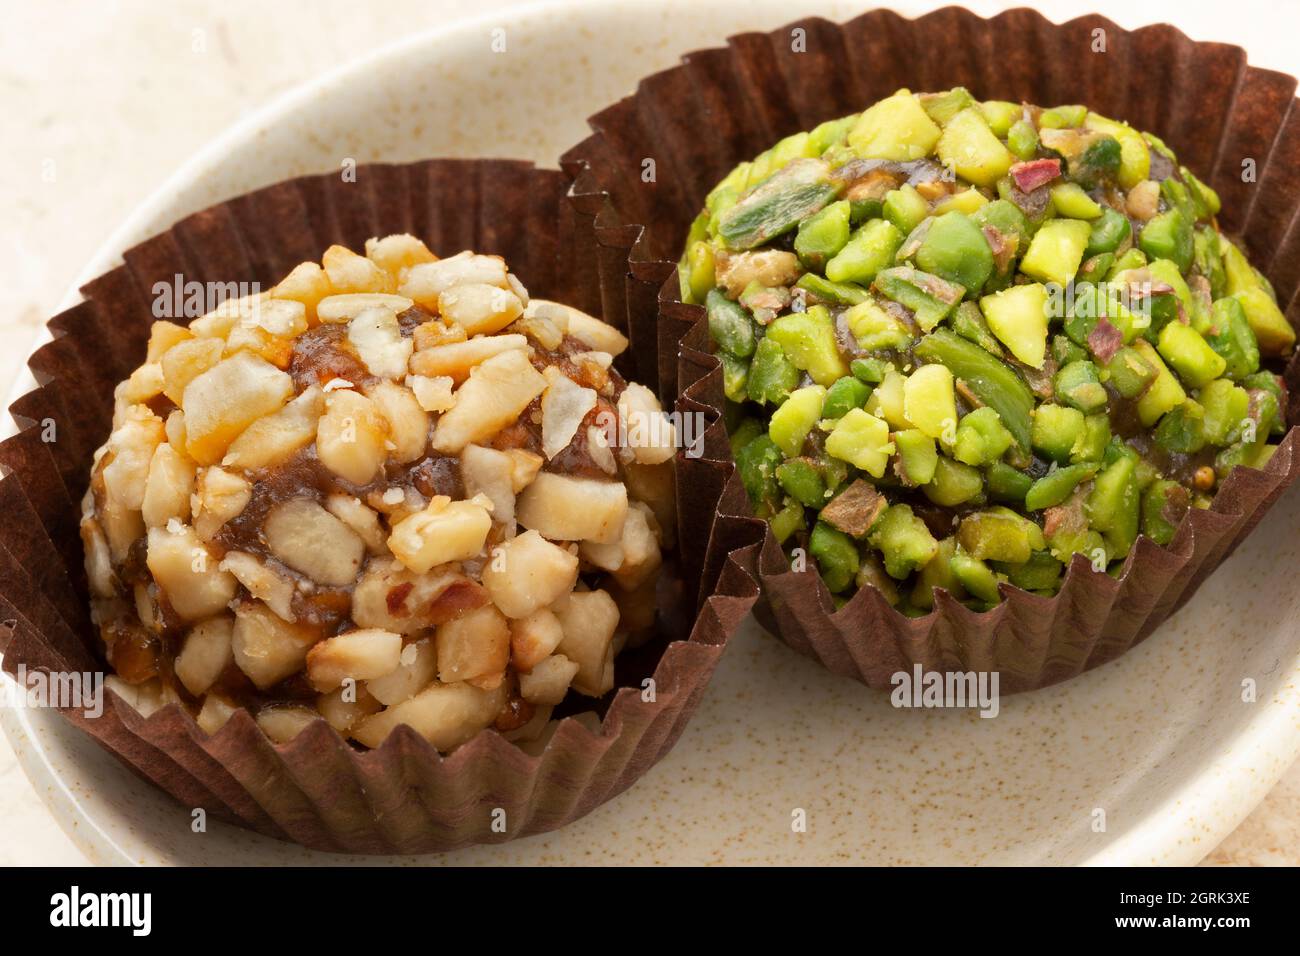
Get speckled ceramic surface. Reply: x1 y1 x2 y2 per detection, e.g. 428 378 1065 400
3 0 1299 865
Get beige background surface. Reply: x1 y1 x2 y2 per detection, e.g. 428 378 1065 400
0 0 1295 865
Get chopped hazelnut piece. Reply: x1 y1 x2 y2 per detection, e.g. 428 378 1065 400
408 374 455 412
617 383 677 465
509 608 565 672
323 494 389 555
541 366 598 460
323 244 394 294
192 466 251 541
435 604 511 684
119 362 166 404
366 638 437 705
146 320 192 363
161 337 225 405
316 388 389 484
271 261 331 320
182 352 294 465
365 233 437 276
482 530 580 619
145 525 237 621
347 307 413 379
580 502 662 590
102 408 165 512
141 442 196 528
351 680 506 750
505 449 544 492
461 443 518 529
554 590 620 697
351 558 488 634
516 473 628 544
365 380 428 463
431 349 547 453
317 683 382 734
408 334 528 384
388 494 493 573
438 282 524 336
524 299 629 355
231 601 317 690
306 628 404 691
190 292 268 339
222 385 323 470
519 654 581 705
316 292 415 324
174 616 234 696
264 498 366 587
219 551 297 622
399 251 509 306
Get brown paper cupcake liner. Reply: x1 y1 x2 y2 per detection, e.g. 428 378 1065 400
561 7 1300 692
0 158 761 853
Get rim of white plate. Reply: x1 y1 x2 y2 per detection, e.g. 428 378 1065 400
2 0 1298 866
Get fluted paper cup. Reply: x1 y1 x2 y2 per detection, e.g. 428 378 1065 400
0 158 760 852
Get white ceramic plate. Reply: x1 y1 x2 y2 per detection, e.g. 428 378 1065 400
4 0 1300 865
